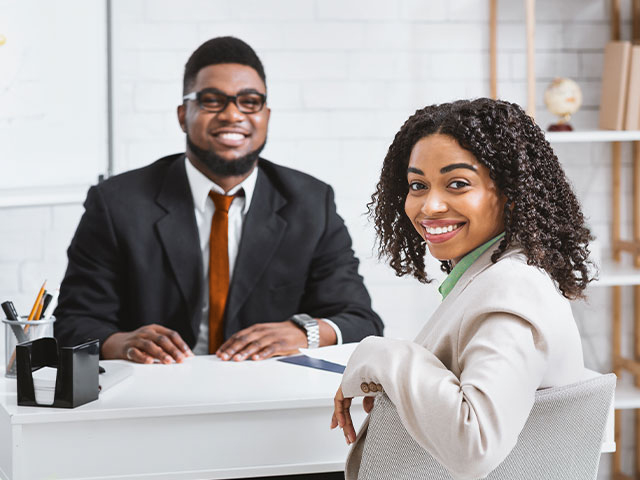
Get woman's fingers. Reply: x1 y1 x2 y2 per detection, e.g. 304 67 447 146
363 396 375 413
333 386 347 428
342 397 355 444
332 387 360 444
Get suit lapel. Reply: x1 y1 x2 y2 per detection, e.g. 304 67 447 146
154 156 203 332
225 167 287 328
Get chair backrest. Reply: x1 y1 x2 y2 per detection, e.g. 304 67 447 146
357 373 616 480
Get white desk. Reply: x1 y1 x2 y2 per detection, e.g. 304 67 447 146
0 344 365 480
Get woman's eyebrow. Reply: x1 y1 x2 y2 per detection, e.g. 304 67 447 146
440 163 477 174
407 167 423 175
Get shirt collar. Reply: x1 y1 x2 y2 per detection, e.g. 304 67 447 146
438 232 505 300
184 156 258 215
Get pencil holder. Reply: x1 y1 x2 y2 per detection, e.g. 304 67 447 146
16 337 99 408
3 315 55 377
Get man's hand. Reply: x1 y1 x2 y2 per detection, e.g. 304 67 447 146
101 324 194 364
216 321 307 361
331 386 374 445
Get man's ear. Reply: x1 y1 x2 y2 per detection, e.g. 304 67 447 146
264 106 271 125
177 104 187 133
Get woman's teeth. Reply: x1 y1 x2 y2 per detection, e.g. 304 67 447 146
425 223 462 235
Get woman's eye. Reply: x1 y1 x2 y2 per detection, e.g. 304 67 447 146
408 182 426 191
449 180 470 189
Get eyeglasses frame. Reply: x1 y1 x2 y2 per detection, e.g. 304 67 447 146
182 88 267 114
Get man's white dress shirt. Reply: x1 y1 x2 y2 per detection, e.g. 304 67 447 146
184 158 341 355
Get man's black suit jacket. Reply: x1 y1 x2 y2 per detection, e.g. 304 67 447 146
54 154 383 350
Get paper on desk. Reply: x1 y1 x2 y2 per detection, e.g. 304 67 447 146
32 366 57 405
298 342 359 367
99 363 133 393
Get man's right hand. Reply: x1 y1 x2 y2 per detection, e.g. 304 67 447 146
101 324 194 364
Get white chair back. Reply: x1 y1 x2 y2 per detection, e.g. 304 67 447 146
357 373 616 480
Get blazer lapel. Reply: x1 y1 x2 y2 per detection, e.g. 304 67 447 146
154 156 203 331
413 246 520 345
224 167 287 327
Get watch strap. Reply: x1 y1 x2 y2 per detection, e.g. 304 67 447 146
291 314 320 349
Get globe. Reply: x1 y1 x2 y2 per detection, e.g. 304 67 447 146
544 78 583 131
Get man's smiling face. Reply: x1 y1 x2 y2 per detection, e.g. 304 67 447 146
178 63 270 173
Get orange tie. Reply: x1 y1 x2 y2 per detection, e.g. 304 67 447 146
208 191 235 353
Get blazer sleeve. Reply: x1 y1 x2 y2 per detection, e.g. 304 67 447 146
298 185 384 342
54 185 124 349
341 312 547 480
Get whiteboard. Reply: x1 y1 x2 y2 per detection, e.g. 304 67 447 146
0 0 108 203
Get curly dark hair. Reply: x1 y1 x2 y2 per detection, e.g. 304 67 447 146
369 98 593 299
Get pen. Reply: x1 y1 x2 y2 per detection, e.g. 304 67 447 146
8 281 49 374
42 288 59 320
40 293 53 319
1 301 28 344
1 301 20 321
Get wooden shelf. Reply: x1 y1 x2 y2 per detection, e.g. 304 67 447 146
594 260 640 287
545 130 640 143
615 383 640 410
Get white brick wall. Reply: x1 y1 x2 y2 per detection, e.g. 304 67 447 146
1 1 636 476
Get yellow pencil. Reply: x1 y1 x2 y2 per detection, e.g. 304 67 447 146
27 281 47 321
33 299 44 323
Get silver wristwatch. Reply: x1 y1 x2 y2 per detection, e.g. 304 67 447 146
291 314 320 349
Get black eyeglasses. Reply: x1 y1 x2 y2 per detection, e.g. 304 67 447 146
182 88 267 114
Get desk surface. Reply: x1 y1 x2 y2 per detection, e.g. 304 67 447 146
1 345 355 424
0 344 363 480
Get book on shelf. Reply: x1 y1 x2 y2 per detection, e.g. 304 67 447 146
625 45 640 131
599 41 632 130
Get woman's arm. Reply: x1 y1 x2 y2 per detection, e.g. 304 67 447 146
335 313 547 480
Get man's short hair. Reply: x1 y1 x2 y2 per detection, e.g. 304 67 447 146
183 36 266 94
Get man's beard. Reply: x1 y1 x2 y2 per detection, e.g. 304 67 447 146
186 134 266 177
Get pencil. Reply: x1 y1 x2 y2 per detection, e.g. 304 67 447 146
33 299 44 323
27 281 47 321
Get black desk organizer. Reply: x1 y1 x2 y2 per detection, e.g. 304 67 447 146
16 337 99 408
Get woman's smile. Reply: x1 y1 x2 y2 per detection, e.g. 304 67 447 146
420 221 466 244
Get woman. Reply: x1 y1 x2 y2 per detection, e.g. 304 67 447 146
331 98 593 479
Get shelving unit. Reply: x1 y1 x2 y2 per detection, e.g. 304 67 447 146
545 132 640 419
545 131 640 143
598 260 640 288
490 0 640 477
615 383 640 410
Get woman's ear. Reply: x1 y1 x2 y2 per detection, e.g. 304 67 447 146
507 197 514 212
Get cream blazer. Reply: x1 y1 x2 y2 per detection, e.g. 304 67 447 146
342 248 585 480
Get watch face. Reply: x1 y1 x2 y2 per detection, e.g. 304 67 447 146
293 314 314 327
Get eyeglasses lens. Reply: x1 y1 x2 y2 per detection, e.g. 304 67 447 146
199 92 264 113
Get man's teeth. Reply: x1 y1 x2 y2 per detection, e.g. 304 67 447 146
425 224 461 235
217 132 245 140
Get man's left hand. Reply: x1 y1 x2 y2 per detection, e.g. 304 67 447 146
216 321 307 361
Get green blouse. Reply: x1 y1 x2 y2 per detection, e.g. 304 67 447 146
438 232 505 300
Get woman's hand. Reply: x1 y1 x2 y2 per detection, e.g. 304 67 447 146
331 386 376 444
331 386 355 444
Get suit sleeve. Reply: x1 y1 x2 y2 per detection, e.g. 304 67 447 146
54 185 125 349
298 185 383 342
341 313 547 480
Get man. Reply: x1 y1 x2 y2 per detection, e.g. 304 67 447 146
54 36 383 364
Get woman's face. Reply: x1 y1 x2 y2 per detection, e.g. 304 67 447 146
404 134 506 266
